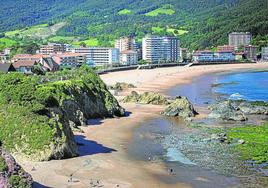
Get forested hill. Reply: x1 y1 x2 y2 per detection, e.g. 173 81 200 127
0 0 267 49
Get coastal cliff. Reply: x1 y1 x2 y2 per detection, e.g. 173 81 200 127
0 66 125 161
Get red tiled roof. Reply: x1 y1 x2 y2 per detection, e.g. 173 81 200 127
13 54 32 58
13 60 37 68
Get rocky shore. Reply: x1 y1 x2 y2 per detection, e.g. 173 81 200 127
0 146 33 188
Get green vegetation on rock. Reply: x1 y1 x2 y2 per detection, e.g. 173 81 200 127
8 175 31 188
227 123 268 163
123 91 169 105
0 156 8 172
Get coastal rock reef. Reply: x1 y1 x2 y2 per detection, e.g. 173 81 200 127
0 66 125 161
0 144 33 188
208 100 268 121
123 91 198 119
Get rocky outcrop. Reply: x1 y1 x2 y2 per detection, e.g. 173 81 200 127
0 67 125 161
238 101 268 115
162 96 198 119
0 146 33 188
123 91 169 105
208 100 268 122
109 82 136 91
208 100 248 121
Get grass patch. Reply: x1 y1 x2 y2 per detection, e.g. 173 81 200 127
73 38 99 47
152 26 165 33
48 36 78 43
5 23 65 39
118 9 132 15
227 123 268 163
145 8 175 17
0 37 18 50
167 28 189 36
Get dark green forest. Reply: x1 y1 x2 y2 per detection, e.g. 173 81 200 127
0 0 267 49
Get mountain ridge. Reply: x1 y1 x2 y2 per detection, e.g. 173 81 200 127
0 0 267 49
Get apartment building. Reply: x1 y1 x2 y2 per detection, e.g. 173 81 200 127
120 50 138 65
244 45 257 60
68 47 119 66
39 43 67 55
142 36 180 63
228 32 252 49
262 47 268 60
193 50 235 62
52 53 86 68
115 37 136 52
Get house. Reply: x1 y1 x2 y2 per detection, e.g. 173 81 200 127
13 60 39 74
0 63 16 73
12 54 58 72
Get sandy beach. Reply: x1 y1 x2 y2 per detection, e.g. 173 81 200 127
19 63 268 188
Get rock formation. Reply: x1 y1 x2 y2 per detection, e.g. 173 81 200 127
162 96 198 118
0 66 125 161
123 91 169 105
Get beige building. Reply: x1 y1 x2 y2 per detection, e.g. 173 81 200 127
217 45 235 52
115 37 136 52
244 45 257 60
120 50 138 65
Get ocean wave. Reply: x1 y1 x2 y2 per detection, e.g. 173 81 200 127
229 93 245 100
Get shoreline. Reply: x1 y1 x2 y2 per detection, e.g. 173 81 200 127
20 63 268 188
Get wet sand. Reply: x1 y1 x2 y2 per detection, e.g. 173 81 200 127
19 63 268 188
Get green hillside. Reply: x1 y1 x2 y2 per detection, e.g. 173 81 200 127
0 0 267 49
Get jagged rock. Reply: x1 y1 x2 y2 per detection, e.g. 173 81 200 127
109 82 136 91
162 96 198 118
123 91 169 105
238 101 268 115
208 100 248 121
0 146 33 188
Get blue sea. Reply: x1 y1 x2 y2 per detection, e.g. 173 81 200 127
167 71 268 105
214 71 268 102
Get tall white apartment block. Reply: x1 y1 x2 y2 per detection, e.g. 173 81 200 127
68 47 119 66
142 36 180 63
228 32 252 49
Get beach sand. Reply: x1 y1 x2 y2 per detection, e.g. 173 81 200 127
19 63 268 188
